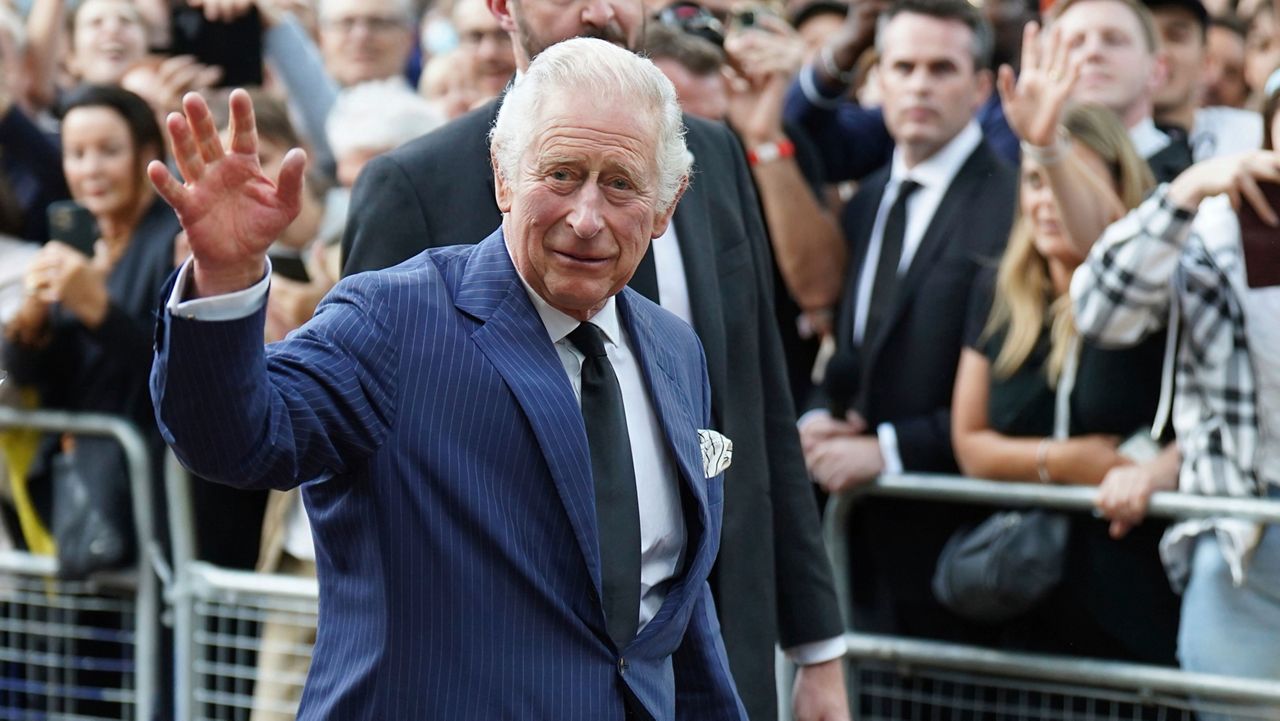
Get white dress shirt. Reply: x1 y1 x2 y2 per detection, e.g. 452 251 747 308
1129 117 1172 160
511 258 687 633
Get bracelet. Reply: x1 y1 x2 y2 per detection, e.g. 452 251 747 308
1036 438 1053 484
746 138 796 166
1020 128 1071 166
818 44 856 87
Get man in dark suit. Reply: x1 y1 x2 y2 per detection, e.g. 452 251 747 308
800 0 1017 642
149 40 747 719
341 2 847 719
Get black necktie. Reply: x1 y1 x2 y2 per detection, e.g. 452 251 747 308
568 322 641 648
863 179 921 347
627 244 660 303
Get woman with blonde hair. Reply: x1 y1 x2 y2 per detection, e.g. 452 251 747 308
950 23 1181 662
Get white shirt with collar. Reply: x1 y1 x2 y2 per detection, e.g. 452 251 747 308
1129 117 1171 160
511 250 687 633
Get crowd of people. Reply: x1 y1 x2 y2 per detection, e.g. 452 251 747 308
0 0 1277 718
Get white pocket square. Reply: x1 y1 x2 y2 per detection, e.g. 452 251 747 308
698 429 733 478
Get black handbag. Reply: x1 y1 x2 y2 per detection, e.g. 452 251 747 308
51 446 134 580
931 508 1070 623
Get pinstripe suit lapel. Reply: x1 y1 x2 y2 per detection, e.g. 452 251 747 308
457 232 603 598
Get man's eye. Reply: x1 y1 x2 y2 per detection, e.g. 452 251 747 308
550 169 572 181
607 178 632 191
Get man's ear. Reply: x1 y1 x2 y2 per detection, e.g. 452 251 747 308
651 176 689 238
492 148 512 212
487 0 519 34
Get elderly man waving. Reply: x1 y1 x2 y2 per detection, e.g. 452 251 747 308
148 38 747 721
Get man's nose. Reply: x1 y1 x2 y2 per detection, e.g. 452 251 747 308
580 0 616 29
568 183 605 238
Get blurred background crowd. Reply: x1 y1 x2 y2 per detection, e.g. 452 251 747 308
0 0 1278 717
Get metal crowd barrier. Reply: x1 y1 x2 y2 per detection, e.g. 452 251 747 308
165 456 318 721
802 473 1280 721
0 407 161 721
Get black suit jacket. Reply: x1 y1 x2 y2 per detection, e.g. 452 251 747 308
341 100 842 721
827 141 1016 636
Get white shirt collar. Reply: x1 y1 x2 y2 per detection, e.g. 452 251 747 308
888 120 983 193
503 234 623 349
1128 117 1170 159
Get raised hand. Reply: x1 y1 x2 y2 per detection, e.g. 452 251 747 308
997 22 1082 148
148 89 306 297
1167 150 1280 223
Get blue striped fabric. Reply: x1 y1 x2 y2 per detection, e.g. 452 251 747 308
151 230 747 720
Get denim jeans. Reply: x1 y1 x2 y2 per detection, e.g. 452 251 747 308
1178 488 1280 720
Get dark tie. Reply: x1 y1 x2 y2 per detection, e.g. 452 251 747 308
567 322 642 648
863 179 921 347
627 244 660 303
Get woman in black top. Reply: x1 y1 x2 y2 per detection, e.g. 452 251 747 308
951 102 1181 663
4 85 179 566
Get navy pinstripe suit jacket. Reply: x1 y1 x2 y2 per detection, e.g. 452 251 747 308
151 231 747 720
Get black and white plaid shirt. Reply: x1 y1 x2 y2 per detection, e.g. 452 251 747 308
1071 186 1267 588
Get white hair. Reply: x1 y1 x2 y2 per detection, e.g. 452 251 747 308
489 37 691 213
327 78 444 158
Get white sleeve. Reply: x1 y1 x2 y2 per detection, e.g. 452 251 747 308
166 257 271 321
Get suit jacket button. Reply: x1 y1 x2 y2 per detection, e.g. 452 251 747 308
618 657 627 675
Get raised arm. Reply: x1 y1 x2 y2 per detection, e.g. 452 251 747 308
149 90 396 489
148 90 305 296
999 22 1125 257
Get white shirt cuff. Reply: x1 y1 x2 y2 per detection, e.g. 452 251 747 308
166 257 272 321
876 422 903 474
797 408 831 430
785 635 848 665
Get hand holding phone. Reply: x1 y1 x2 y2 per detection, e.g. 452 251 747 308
46 200 99 256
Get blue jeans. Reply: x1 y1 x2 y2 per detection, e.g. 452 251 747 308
1178 488 1280 720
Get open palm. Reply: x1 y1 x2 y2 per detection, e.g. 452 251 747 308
148 89 305 294
997 22 1082 148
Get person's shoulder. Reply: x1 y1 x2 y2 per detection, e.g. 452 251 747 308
335 243 477 301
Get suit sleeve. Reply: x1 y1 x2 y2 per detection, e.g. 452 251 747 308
341 154 433 276
723 125 844 648
782 68 895 183
152 274 399 490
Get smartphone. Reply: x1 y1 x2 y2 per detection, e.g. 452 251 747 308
46 200 99 256
169 5 264 88
1236 181 1280 288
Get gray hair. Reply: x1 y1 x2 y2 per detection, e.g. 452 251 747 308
327 78 444 158
489 37 691 213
